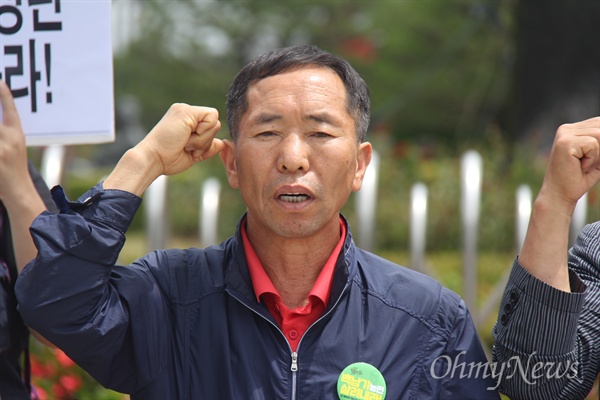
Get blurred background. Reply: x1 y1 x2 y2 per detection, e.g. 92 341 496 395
26 0 599 398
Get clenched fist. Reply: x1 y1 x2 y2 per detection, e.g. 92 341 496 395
540 116 600 216
104 103 225 196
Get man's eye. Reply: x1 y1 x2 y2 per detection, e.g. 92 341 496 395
313 132 332 138
257 131 276 137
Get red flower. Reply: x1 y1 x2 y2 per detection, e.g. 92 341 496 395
60 374 82 395
340 37 377 63
32 385 47 400
52 383 66 398
29 356 47 378
45 362 58 376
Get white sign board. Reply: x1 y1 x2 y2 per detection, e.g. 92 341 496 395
0 0 114 146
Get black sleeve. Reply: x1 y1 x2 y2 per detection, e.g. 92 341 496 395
27 160 58 213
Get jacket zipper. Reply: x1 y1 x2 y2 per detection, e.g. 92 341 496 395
228 291 296 398
290 277 351 398
228 274 350 400
291 351 298 400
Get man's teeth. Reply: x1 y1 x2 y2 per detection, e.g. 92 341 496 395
279 194 310 203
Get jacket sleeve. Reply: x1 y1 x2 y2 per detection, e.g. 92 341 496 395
15 184 172 393
430 290 501 399
27 160 58 213
492 222 600 399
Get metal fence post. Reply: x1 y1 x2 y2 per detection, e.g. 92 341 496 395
200 177 221 247
410 182 428 273
40 144 66 188
515 184 532 252
356 149 380 252
461 150 482 313
570 193 588 246
144 174 169 251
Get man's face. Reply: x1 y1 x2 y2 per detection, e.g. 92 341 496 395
221 66 372 240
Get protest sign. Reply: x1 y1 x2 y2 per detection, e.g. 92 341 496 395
0 0 114 146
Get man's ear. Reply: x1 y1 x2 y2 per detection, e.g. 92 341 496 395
219 139 239 189
352 142 373 192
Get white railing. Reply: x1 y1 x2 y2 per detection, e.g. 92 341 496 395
199 177 221 247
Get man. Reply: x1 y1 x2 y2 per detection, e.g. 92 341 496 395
16 45 499 399
493 117 600 399
0 81 56 398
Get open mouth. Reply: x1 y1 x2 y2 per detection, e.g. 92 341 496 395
278 193 311 203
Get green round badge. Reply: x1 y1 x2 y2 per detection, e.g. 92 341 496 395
337 362 386 400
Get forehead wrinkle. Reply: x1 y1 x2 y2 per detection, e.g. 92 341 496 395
244 68 351 129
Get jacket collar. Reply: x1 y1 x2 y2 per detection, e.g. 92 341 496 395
224 213 357 313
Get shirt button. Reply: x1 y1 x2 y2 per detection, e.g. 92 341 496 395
288 330 299 340
509 290 519 303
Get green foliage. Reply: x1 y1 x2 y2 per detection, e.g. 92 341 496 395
112 0 517 147
370 124 599 253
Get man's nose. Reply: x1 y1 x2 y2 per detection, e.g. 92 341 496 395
277 133 309 173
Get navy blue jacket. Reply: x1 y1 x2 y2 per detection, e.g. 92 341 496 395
16 185 499 399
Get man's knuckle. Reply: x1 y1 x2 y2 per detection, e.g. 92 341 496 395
169 103 188 114
556 123 571 135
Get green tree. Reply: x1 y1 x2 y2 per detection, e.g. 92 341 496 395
113 0 516 149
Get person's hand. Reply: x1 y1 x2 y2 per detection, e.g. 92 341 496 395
0 80 30 203
136 103 224 176
538 116 600 217
103 103 225 196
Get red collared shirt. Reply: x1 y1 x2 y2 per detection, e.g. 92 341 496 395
241 217 346 352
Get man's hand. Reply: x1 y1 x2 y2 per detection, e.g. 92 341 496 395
519 116 600 291
0 80 30 203
538 117 600 217
103 103 225 196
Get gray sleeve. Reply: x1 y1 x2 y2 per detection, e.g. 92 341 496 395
492 222 600 399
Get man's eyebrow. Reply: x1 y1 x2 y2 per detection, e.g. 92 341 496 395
250 112 341 126
305 112 341 127
252 113 282 125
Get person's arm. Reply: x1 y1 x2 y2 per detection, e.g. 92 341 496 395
0 81 59 347
493 117 600 399
438 296 501 399
14 101 225 393
519 117 600 291
0 80 47 272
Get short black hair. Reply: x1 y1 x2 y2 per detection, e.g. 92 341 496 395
226 45 370 142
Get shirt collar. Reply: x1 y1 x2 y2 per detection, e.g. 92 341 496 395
241 216 346 307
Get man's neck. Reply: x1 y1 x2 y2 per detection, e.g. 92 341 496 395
246 218 341 309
